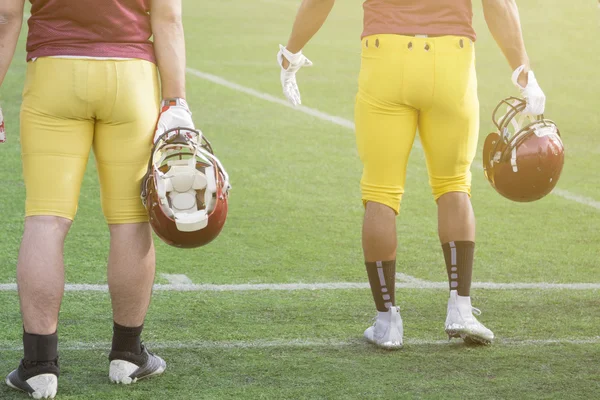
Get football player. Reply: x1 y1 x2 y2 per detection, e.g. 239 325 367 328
0 0 194 397
278 0 546 348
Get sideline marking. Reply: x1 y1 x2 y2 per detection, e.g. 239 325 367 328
1 281 599 292
1 336 599 352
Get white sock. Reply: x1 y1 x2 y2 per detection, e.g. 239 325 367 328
377 306 397 318
456 294 472 309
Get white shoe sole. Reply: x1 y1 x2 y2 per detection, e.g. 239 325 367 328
6 373 58 399
365 337 403 350
109 360 166 385
445 325 493 345
364 326 403 350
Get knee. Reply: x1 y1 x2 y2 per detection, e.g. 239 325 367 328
109 222 151 237
362 197 401 215
364 200 398 218
430 173 472 201
108 223 154 258
24 216 72 237
436 191 473 211
102 199 149 225
109 222 153 248
361 183 403 215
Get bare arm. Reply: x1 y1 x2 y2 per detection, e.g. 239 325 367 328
151 0 186 99
482 0 531 86
282 0 335 67
0 0 25 87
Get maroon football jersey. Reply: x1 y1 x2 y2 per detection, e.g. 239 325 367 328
362 0 476 41
26 0 155 63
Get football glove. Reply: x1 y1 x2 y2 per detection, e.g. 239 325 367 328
511 65 546 116
277 44 313 106
153 98 195 143
0 106 5 143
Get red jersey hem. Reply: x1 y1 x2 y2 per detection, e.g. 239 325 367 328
361 30 476 42
26 46 156 64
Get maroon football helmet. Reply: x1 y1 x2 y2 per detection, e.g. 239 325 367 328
482 97 564 202
141 127 230 248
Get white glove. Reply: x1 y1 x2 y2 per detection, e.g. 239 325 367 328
153 98 195 143
277 44 313 106
512 65 546 116
0 106 5 143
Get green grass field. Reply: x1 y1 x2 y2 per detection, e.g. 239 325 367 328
1 0 599 398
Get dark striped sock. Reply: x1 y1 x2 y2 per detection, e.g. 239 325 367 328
442 241 475 296
365 260 396 312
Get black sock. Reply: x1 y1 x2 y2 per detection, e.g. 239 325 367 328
112 322 143 354
365 260 396 312
442 241 474 296
23 330 58 363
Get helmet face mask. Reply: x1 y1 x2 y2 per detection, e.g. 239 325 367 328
483 97 564 202
142 127 230 248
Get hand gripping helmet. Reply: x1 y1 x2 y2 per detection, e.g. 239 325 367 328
482 97 564 202
141 127 230 248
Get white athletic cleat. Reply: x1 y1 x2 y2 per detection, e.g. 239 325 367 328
364 306 404 349
6 363 58 399
445 291 494 345
109 345 166 384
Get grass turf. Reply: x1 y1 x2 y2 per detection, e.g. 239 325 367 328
0 0 599 398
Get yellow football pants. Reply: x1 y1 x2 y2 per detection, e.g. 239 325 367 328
355 34 479 214
20 57 160 223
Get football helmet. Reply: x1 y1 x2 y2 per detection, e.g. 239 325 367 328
482 97 564 202
141 127 230 248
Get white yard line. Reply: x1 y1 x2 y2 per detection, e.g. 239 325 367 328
186 67 600 210
160 274 193 285
472 282 600 290
186 68 355 130
396 273 432 284
551 189 600 209
0 337 598 352
1 281 599 292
